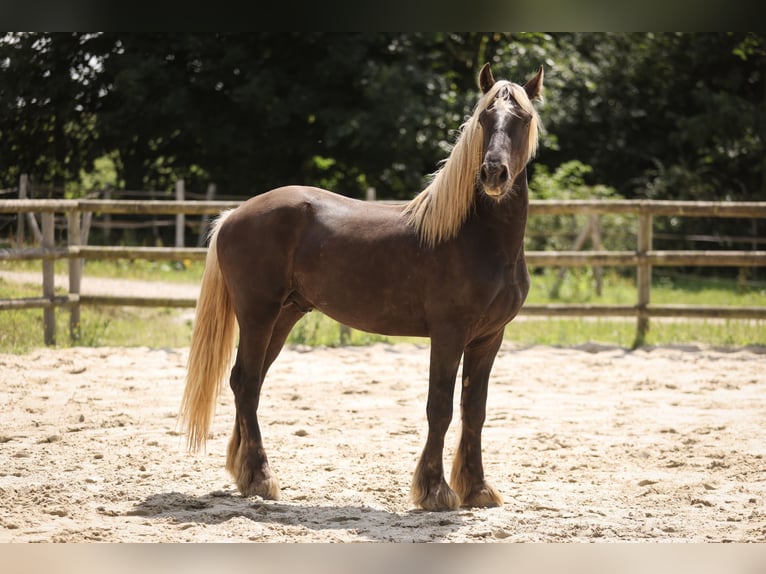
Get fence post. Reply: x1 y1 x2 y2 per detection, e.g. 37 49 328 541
175 179 185 248
42 211 56 346
590 214 603 296
636 212 653 345
68 211 82 342
16 174 27 246
103 185 112 243
17 174 42 245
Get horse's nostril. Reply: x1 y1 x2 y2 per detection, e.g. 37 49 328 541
481 162 509 186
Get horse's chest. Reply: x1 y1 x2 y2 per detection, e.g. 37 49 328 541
475 261 529 326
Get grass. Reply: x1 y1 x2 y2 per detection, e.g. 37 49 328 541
505 316 764 348
0 280 195 353
515 267 766 348
0 261 764 354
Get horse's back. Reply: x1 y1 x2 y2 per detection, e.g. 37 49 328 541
225 185 401 226
215 186 431 335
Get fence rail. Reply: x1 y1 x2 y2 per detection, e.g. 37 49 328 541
1 198 765 346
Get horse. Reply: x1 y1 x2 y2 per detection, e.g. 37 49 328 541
180 62 544 511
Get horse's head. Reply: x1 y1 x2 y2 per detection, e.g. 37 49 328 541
403 63 544 246
476 63 543 200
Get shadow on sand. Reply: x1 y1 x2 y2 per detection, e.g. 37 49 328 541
128 490 468 542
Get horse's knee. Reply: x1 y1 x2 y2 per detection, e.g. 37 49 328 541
228 361 242 392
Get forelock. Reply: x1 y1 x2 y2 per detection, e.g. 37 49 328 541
483 82 536 121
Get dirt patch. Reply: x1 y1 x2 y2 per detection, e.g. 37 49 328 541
0 270 200 300
1 342 764 542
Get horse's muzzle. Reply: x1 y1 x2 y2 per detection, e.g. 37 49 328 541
480 160 512 199
480 161 510 190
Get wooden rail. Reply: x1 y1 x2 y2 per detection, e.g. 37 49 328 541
1 199 765 346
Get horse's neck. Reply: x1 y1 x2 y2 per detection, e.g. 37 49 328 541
476 174 529 261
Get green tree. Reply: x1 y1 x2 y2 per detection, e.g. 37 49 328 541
0 32 107 191
3 32 764 213
525 32 765 204
89 32 475 198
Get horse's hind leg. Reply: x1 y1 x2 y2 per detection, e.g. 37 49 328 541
226 337 279 499
226 304 303 499
450 331 504 507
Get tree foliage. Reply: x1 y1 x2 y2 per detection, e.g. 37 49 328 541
1 32 764 211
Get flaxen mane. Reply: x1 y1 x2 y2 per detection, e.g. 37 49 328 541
403 80 541 247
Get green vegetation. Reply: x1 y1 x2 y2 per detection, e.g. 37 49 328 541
506 317 763 348
3 33 764 353
2 34 764 217
1 263 763 354
0 280 195 354
527 267 766 307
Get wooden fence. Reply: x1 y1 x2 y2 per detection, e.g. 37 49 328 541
1 198 765 346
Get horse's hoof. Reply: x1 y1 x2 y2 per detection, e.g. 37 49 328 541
238 475 281 500
458 483 503 508
413 482 460 511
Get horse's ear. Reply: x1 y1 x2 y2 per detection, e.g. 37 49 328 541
479 63 495 94
523 65 544 102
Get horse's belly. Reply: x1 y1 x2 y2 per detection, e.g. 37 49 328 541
292 216 429 336
304 281 429 337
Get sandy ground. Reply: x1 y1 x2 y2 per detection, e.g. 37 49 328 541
1 338 765 542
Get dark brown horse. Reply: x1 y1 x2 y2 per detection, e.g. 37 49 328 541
181 63 544 511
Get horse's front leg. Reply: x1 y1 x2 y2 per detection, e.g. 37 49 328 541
450 330 504 507
411 335 464 511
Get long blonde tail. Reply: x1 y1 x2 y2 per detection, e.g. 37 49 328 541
180 210 237 452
